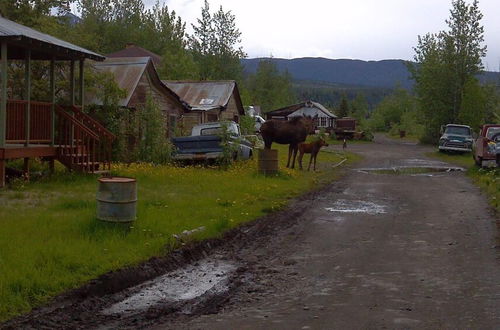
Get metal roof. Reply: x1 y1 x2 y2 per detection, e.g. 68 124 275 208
0 15 104 60
92 57 148 106
107 44 162 69
163 80 240 112
91 57 186 109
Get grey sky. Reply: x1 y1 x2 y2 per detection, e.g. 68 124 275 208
144 0 500 70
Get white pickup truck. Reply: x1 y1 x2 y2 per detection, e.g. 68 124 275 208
171 121 253 161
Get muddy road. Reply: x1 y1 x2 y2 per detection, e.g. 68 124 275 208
5 135 500 329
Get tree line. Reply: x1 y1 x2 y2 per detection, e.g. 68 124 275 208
0 0 298 113
368 0 499 142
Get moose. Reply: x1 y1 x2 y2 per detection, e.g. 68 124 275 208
260 116 317 169
298 138 329 171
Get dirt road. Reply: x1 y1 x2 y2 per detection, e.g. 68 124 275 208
161 134 500 329
5 135 499 329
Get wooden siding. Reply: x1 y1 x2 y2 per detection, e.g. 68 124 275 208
127 71 184 138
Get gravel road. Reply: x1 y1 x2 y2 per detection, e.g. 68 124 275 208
162 134 500 329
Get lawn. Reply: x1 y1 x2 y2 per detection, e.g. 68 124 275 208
427 151 500 211
0 144 358 322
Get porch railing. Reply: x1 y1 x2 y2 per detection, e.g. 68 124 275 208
6 100 52 144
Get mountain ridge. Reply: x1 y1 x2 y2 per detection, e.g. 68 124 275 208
241 57 499 90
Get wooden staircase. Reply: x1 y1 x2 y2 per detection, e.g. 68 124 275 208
55 105 115 173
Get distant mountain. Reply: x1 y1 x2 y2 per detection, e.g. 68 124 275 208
242 57 500 90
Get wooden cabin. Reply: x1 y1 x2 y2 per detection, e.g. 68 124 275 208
91 57 188 138
162 80 245 134
0 16 113 187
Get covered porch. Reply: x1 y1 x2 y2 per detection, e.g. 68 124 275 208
0 15 113 187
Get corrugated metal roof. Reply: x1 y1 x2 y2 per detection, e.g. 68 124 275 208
0 15 104 60
92 57 149 106
107 44 162 68
163 80 236 111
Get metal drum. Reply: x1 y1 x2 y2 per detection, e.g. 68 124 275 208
96 177 137 222
258 149 278 175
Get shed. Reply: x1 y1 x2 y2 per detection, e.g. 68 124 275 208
163 80 245 132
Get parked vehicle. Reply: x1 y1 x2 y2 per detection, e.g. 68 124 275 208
472 124 500 167
254 115 265 132
438 124 473 153
171 121 253 161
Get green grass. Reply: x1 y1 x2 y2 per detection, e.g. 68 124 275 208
0 144 359 322
427 151 500 211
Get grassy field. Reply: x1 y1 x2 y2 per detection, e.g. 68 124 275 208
427 151 500 211
0 144 358 322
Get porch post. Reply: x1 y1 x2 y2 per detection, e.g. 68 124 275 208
70 60 75 106
24 49 31 146
50 57 55 146
0 42 7 148
69 60 75 148
79 59 84 110
0 42 6 187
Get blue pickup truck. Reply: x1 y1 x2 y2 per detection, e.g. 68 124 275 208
172 121 253 161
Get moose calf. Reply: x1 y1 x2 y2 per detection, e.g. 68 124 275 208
298 138 329 171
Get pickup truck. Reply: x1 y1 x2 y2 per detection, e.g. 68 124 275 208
472 124 500 167
438 124 473 153
171 121 253 161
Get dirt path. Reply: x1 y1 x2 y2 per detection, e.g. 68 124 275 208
161 134 500 329
4 135 499 329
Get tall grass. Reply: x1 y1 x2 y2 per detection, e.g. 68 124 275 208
0 144 357 321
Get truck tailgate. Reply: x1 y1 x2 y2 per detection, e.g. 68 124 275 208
172 135 222 154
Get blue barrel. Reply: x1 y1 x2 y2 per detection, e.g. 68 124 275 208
96 177 137 222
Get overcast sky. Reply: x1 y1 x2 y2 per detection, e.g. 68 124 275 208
140 0 499 71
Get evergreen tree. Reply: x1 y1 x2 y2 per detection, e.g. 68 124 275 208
337 95 350 118
189 0 245 80
246 58 295 112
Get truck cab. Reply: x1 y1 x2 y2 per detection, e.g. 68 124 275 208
472 124 500 167
438 124 473 153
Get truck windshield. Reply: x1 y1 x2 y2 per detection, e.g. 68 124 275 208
486 127 500 139
445 126 470 136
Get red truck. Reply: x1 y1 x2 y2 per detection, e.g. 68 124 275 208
472 124 500 167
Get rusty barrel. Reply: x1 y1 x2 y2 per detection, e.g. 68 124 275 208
258 149 278 175
96 177 137 222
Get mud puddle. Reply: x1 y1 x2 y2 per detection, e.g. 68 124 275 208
102 259 237 316
357 166 465 176
325 199 386 215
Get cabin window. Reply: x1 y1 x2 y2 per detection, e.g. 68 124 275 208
319 117 328 127
207 114 218 122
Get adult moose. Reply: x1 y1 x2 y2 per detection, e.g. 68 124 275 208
260 116 316 169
